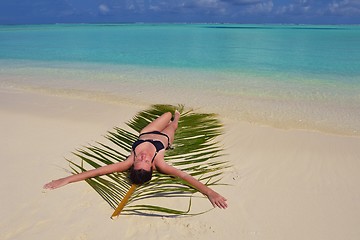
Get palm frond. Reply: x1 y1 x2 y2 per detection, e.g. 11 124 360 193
69 104 230 217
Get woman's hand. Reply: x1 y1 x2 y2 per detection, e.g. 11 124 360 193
155 161 228 209
43 177 69 190
207 190 228 209
43 157 134 190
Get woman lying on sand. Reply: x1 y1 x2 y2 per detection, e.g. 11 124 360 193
44 111 228 209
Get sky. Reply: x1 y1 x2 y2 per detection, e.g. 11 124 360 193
0 0 359 25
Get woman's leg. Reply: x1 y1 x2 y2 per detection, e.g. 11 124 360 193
161 111 180 146
140 112 172 134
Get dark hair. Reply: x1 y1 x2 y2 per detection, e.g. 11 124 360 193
129 166 152 185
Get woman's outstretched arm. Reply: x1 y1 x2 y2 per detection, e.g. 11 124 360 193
43 153 134 190
156 160 228 209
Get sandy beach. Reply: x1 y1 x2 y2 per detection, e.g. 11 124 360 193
1 86 360 240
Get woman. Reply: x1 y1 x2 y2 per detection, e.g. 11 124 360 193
44 111 228 209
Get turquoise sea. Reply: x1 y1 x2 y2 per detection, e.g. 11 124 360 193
1 24 359 135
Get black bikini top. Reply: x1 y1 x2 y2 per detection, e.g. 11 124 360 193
132 131 171 159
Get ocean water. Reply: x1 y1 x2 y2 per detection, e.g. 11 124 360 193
0 24 359 135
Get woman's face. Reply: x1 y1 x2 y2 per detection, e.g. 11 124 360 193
133 152 152 171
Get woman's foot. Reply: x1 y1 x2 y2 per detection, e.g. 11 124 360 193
174 110 180 122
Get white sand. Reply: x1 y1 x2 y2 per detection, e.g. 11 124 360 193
1 87 360 240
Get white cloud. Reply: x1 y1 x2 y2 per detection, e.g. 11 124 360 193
182 0 223 9
246 1 273 13
173 0 228 15
220 0 263 5
275 0 313 15
198 0 220 7
99 4 110 14
149 5 160 11
328 0 360 15
276 4 293 14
